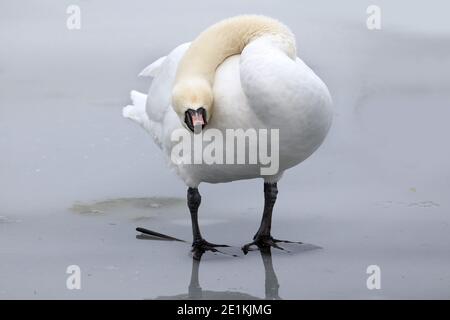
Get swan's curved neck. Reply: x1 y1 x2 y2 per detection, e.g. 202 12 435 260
174 15 296 88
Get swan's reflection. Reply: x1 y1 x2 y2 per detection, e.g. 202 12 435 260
259 247 280 300
138 229 320 300
156 247 281 300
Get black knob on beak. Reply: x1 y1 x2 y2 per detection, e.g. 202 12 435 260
184 107 207 133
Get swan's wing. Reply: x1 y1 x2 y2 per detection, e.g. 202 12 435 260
123 42 191 149
139 56 167 78
145 42 191 123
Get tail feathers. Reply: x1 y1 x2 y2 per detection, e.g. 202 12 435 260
130 90 147 110
122 90 148 125
123 90 163 148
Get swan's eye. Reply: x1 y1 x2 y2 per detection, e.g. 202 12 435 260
184 107 207 133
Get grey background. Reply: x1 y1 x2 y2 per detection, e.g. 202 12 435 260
1 0 449 299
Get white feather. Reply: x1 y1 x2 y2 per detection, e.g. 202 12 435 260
123 38 332 187
138 56 167 77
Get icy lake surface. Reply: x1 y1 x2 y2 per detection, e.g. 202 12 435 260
1 0 450 299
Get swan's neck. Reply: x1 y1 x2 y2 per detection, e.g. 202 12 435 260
172 15 296 115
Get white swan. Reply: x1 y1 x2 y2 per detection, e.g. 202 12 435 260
123 15 332 257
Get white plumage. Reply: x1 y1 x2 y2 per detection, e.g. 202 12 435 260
124 40 332 187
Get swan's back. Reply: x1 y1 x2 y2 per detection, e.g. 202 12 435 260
124 17 332 185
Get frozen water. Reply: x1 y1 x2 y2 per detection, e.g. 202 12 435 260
1 0 450 299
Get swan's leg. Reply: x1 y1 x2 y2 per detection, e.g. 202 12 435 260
187 187 228 259
242 182 301 254
256 182 278 238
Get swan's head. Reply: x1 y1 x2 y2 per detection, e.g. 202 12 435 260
172 78 213 134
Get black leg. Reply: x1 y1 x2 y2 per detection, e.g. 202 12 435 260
187 187 229 259
254 182 278 238
242 182 301 254
187 187 203 243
